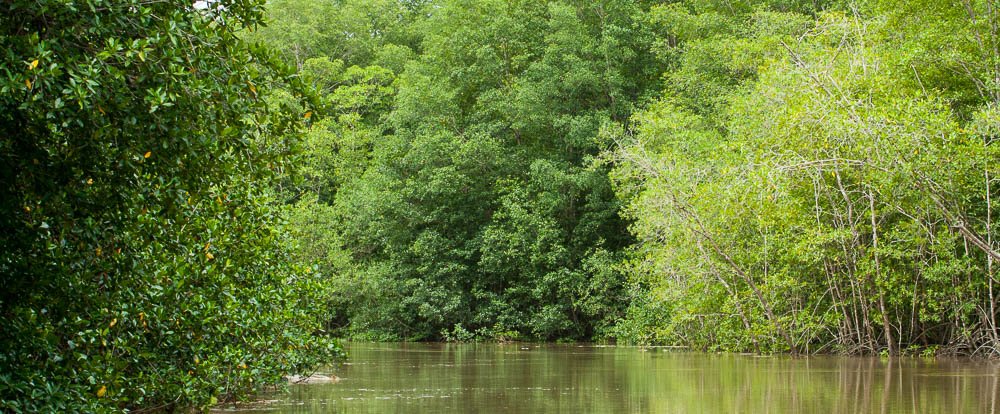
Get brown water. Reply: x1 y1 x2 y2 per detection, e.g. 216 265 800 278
230 342 1000 413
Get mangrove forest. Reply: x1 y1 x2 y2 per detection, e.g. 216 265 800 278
3 0 1000 412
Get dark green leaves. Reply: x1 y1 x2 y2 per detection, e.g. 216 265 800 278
1 1 341 411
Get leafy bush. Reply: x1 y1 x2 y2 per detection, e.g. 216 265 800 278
0 1 342 411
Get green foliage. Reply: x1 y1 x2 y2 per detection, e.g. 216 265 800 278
263 0 658 342
253 0 429 68
261 0 1000 358
0 1 342 412
611 0 1000 356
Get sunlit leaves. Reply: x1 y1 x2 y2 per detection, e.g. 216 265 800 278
613 1 1000 356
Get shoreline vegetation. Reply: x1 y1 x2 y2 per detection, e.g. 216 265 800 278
265 0 1000 358
1 1 342 412
3 0 1000 412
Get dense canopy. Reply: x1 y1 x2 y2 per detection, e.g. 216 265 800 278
263 0 1000 356
3 0 1000 411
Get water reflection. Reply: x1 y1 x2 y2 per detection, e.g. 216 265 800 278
228 343 1000 413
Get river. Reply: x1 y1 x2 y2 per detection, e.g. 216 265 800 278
230 342 1000 413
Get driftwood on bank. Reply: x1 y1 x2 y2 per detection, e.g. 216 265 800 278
285 374 341 384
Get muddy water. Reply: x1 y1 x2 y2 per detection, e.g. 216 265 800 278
231 342 1000 413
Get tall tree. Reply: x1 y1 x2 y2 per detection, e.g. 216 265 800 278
330 0 659 341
